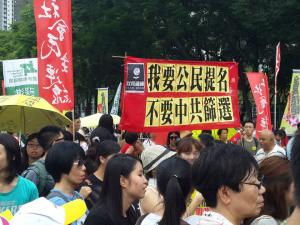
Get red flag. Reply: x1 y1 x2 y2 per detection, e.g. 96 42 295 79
275 42 281 94
246 72 272 137
34 0 74 111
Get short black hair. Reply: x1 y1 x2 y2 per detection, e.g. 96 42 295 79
0 134 21 183
291 131 300 206
192 144 258 207
202 130 212 135
217 128 228 136
86 140 120 170
45 141 85 182
22 133 43 170
124 132 138 144
65 111 80 120
38 125 63 151
198 133 215 148
243 120 255 128
62 130 73 141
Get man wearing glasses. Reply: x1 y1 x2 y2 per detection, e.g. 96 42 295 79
22 125 64 197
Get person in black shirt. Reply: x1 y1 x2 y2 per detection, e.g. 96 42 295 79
82 140 120 209
84 154 148 225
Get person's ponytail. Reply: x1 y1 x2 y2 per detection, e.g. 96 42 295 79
159 175 186 225
157 157 192 225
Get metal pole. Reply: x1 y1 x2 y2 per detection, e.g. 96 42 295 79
274 92 277 130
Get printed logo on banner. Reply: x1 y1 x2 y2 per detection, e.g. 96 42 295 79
126 63 145 92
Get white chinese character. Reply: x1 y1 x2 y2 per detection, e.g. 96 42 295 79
260 116 268 129
51 1 60 18
52 84 62 96
48 19 69 41
254 79 266 96
38 1 52 18
44 64 59 89
41 33 61 59
257 96 267 115
63 95 71 103
60 53 69 73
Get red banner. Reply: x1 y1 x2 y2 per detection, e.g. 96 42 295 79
246 72 272 137
119 56 240 132
34 0 74 111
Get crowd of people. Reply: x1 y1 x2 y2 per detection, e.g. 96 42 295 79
1 113 300 225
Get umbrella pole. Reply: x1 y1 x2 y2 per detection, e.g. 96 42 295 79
19 129 22 146
72 109 75 142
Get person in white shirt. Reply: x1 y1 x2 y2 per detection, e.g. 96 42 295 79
255 129 286 164
192 144 265 225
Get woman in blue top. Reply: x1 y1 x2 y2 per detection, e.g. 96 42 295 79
0 133 38 215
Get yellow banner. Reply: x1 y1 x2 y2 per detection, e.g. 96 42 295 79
97 88 108 114
145 96 234 127
147 63 230 93
280 70 300 135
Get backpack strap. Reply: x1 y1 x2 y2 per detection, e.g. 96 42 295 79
135 214 149 225
47 190 71 203
30 160 48 195
254 137 259 149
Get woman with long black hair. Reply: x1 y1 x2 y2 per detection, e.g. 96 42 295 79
84 154 148 225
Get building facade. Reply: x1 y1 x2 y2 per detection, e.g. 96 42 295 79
0 0 31 30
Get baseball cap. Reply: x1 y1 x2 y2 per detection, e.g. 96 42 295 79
141 145 176 174
9 197 87 225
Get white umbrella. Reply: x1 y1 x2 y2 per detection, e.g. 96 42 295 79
80 113 120 129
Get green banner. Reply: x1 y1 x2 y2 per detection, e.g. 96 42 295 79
3 58 38 96
280 70 300 136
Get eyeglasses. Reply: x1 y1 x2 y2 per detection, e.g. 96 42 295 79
54 137 64 143
241 176 264 189
73 159 85 168
169 136 178 140
27 143 42 149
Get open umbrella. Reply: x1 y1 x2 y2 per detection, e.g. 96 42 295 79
80 113 120 129
0 95 71 134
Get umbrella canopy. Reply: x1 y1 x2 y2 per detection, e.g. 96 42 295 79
0 95 71 134
80 113 120 129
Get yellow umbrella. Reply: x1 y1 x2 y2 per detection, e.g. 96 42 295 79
0 95 71 134
80 113 120 129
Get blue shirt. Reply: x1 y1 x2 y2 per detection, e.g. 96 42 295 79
47 188 88 225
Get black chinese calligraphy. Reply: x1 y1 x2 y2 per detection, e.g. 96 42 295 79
146 63 230 93
217 97 233 121
145 97 234 127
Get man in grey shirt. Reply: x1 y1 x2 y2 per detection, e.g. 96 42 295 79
237 121 260 155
